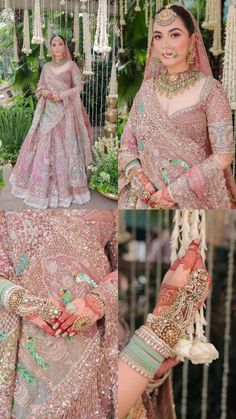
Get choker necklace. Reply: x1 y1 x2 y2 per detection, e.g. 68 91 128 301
155 67 202 97
51 58 68 67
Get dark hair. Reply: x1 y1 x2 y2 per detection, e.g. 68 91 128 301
156 5 195 36
50 34 66 45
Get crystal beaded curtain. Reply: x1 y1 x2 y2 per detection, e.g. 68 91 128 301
0 0 118 138
118 210 236 419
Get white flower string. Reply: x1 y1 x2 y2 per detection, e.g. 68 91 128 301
220 212 236 419
39 41 45 60
209 0 224 56
72 0 80 57
22 1 32 55
156 0 163 12
170 210 181 263
201 214 214 419
94 0 111 54
13 23 19 63
202 0 216 30
134 0 141 12
32 0 44 44
222 1 236 110
119 0 125 26
147 0 153 55
83 12 93 75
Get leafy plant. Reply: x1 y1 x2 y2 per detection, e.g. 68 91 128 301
89 136 119 197
0 105 33 162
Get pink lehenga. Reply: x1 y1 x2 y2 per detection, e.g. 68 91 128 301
0 209 117 418
119 8 236 210
10 59 93 209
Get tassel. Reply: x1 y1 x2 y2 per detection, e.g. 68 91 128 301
82 12 93 75
179 210 190 258
22 7 32 55
94 0 111 54
32 0 44 45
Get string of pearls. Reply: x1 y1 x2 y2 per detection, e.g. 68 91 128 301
94 0 111 54
32 0 44 44
222 1 236 110
220 212 236 419
22 3 32 55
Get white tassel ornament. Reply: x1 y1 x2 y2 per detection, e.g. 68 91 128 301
32 0 44 44
22 8 32 55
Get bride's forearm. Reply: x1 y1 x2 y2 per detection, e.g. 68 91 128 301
118 359 149 419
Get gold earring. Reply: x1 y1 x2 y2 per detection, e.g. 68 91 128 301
187 45 195 64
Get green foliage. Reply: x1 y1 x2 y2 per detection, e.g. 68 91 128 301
0 105 33 162
89 137 119 197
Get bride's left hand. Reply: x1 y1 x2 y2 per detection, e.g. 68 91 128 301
148 187 175 209
52 94 62 101
52 294 104 337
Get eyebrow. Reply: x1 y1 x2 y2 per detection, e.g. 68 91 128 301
153 28 183 34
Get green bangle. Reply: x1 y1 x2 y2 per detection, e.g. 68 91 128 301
120 333 164 379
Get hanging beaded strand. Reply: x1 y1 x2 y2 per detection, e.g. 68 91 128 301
72 0 80 57
209 0 224 56
220 212 236 419
32 0 44 44
22 0 32 55
13 0 19 64
200 213 215 419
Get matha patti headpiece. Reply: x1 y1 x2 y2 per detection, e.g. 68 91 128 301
155 5 177 26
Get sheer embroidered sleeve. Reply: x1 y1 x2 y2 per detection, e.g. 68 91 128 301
119 91 143 173
61 61 84 103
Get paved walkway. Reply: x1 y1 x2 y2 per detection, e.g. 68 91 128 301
0 164 117 211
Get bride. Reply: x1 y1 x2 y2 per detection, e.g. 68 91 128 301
10 35 93 209
119 4 236 209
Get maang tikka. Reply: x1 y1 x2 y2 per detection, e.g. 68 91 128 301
155 5 177 26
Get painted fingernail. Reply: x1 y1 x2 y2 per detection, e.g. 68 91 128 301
53 322 59 330
55 329 62 336
69 333 76 336
62 332 67 337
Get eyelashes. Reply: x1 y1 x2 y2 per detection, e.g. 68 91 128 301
153 33 181 40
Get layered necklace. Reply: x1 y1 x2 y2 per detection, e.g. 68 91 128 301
155 67 203 97
51 58 68 67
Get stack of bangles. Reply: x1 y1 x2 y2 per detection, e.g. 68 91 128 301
120 268 208 379
127 167 169 210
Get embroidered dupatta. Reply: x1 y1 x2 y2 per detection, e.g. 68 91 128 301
0 210 117 418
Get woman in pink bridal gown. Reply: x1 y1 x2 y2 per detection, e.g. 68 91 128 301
10 35 93 209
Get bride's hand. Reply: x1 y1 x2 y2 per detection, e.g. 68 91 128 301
128 167 156 203
52 293 104 337
148 187 175 209
52 94 62 101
